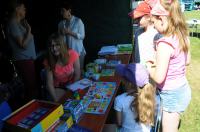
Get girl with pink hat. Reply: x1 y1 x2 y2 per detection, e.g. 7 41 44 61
146 0 191 131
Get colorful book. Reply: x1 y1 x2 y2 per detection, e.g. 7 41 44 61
106 60 121 67
83 82 116 114
117 44 133 51
100 69 115 76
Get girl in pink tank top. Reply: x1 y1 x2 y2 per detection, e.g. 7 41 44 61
145 0 191 131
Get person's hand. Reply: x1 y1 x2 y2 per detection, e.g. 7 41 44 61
146 60 156 68
64 28 71 34
146 60 156 74
23 19 31 33
64 28 76 37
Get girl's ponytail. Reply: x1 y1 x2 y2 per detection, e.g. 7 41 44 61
132 83 156 125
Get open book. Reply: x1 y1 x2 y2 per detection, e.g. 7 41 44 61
66 78 93 92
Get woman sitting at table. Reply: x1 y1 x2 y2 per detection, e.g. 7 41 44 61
44 33 80 102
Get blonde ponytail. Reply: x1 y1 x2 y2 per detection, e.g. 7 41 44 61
132 83 156 126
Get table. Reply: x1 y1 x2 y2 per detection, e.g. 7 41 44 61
78 76 121 132
101 53 132 64
59 53 132 132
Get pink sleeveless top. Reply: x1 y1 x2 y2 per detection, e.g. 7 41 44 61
156 36 188 90
44 49 79 87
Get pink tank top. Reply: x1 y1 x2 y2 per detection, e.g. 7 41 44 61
156 36 187 90
44 49 79 87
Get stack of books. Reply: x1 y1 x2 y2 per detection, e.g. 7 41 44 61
106 60 121 67
98 45 118 55
117 44 133 54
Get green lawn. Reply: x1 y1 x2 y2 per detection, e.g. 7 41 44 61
184 10 200 20
179 11 200 132
184 10 200 34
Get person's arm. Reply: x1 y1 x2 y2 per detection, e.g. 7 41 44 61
186 50 191 66
116 110 122 127
146 43 173 84
114 96 123 127
58 21 65 35
64 19 85 40
11 20 33 49
15 31 32 49
185 37 191 66
76 19 85 40
73 57 81 81
46 69 57 102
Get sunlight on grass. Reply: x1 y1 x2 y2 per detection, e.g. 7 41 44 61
178 10 200 132
190 37 200 60
179 37 200 132
184 10 200 36
184 10 200 20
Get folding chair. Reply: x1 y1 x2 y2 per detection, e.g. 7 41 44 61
151 91 162 132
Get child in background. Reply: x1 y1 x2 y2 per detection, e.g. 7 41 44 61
146 0 191 131
114 63 156 132
129 1 159 64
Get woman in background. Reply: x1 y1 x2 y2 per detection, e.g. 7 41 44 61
6 0 37 100
58 2 86 71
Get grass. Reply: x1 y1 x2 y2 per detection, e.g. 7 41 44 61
184 10 200 34
179 11 200 132
180 37 200 132
184 10 200 20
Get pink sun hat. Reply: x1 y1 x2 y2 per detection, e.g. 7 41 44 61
150 0 169 16
145 0 158 8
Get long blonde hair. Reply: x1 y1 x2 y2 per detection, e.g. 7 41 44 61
47 33 69 71
128 82 156 126
160 0 189 53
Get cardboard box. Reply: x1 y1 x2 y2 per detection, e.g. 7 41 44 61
63 99 84 123
4 100 64 132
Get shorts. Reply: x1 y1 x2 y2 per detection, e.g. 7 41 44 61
159 82 191 113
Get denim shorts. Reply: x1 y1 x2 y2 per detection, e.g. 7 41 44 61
159 82 191 113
